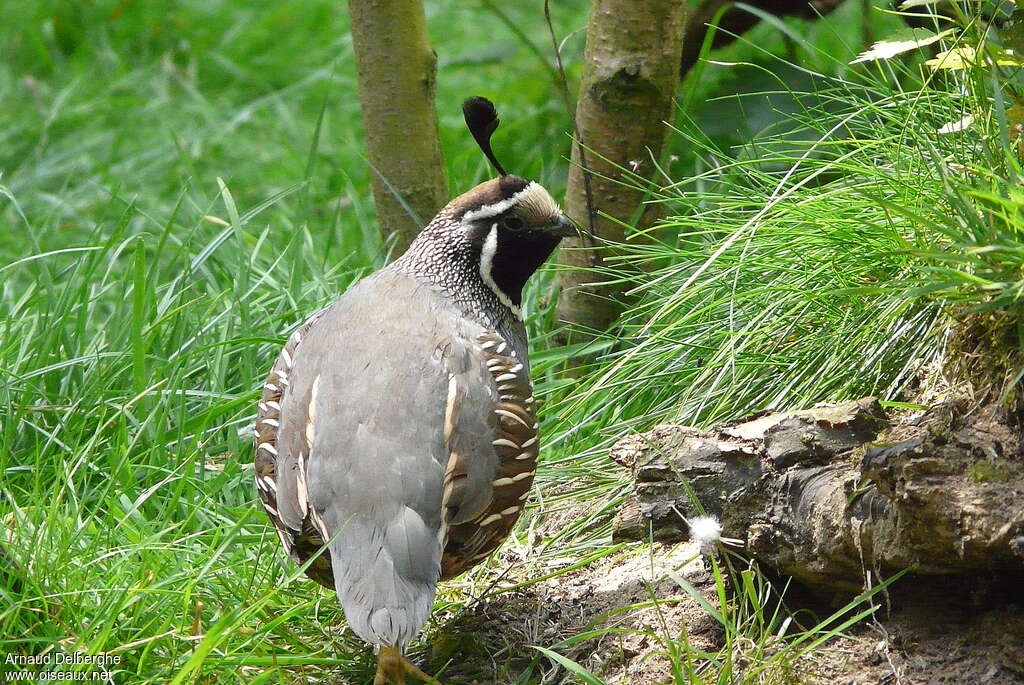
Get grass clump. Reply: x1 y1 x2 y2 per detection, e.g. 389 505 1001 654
560 14 1024 438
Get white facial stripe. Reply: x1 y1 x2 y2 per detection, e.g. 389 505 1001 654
461 181 558 224
479 223 524 320
463 194 519 223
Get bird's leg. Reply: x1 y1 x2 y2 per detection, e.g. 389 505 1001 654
373 645 437 685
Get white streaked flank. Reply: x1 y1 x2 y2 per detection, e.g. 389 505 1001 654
443 375 458 442
306 375 320 450
294 451 310 517
494 408 530 427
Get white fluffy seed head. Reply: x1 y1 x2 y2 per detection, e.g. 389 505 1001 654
687 515 723 549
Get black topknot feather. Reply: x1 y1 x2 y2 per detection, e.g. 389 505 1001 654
462 96 507 177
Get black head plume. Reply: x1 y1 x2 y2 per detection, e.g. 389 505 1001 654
463 96 507 177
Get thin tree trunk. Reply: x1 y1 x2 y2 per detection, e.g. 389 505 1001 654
556 0 687 338
347 0 448 254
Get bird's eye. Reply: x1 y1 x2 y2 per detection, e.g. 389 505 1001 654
502 216 525 231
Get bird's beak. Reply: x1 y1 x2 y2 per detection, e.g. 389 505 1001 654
551 214 579 238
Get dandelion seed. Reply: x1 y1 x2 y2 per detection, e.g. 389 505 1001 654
674 507 744 554
688 515 723 550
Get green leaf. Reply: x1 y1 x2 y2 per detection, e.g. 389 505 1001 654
530 646 606 685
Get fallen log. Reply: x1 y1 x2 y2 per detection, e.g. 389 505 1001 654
611 397 1024 590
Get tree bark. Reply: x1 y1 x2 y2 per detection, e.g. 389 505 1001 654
611 398 1024 591
347 0 448 254
556 0 687 338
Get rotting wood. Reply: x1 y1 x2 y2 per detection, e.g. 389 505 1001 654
612 397 1024 590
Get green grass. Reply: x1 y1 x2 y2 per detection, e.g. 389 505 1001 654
553 13 1024 439
0 1 592 681
3 0 1021 683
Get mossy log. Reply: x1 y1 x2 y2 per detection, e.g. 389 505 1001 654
612 398 1024 590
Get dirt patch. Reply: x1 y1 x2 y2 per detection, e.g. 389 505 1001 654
807 591 1024 684
426 542 723 684
426 545 1024 684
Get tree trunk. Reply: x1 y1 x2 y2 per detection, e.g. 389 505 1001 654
347 0 448 254
556 0 687 338
611 398 1024 591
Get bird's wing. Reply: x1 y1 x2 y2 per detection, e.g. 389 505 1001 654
271 273 452 649
439 329 538 580
253 306 334 588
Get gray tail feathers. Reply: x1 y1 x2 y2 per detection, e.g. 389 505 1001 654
331 544 437 648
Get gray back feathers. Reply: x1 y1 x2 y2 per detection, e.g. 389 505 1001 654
256 265 535 648
254 175 564 650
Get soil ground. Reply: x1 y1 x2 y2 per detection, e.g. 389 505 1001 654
428 541 1024 684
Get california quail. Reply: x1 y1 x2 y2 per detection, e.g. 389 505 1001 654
253 97 575 684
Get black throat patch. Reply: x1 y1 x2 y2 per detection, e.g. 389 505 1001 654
486 227 561 307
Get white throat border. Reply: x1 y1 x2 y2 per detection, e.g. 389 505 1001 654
478 223 524 320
